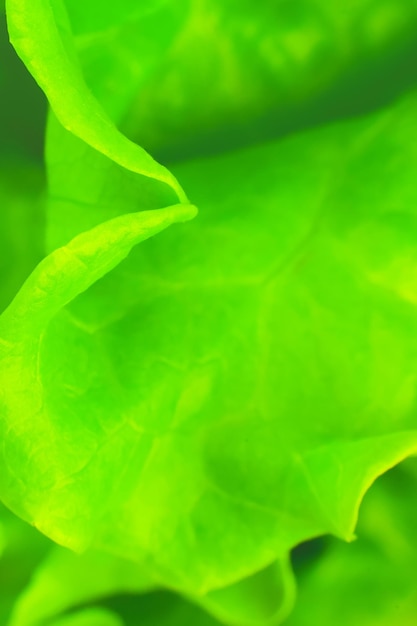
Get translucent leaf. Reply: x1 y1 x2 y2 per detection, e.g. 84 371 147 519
2 89 417 609
3 2 417 625
6 0 187 201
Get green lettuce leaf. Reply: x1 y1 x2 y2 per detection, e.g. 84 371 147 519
0 204 195 536
3 1 417 625
19 460 416 626
6 0 187 202
286 460 417 625
12 453 417 626
2 84 417 605
8 547 295 626
44 111 182 252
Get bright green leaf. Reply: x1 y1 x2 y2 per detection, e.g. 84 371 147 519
3 2 417 625
44 112 182 251
0 204 196 545
2 85 417 610
0 203 196 338
6 0 187 201
8 544 294 626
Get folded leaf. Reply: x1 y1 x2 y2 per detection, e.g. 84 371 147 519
286 461 417 625
2 83 417 616
6 0 187 202
44 112 182 251
3 2 417 625
0 203 196 547
8 546 294 626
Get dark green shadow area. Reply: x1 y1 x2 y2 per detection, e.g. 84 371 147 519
0 13 47 162
0 163 46 313
65 591 218 626
104 591 218 626
158 28 417 164
291 538 329 578
0 504 51 626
